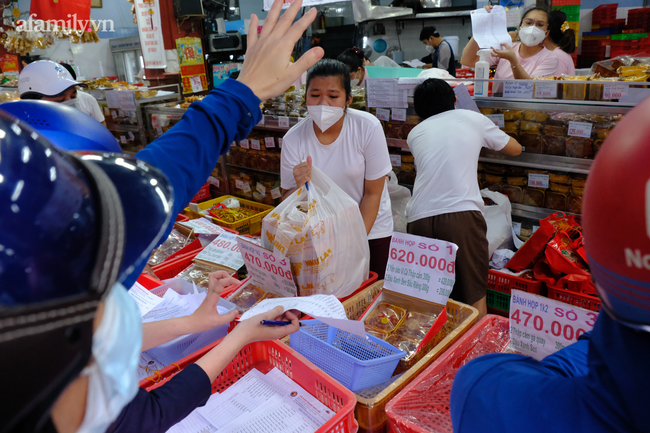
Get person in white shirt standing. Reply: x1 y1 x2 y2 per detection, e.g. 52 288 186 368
281 59 393 279
406 79 522 316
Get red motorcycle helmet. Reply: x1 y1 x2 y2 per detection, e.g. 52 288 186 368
583 95 650 330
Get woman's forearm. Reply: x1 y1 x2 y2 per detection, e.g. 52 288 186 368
511 62 532 79
359 193 381 235
194 333 244 382
461 37 480 67
141 317 195 352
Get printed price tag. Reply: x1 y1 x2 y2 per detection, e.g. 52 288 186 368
242 182 251 193
235 179 244 189
239 139 249 149
177 218 225 235
120 136 127 144
528 173 549 188
376 108 390 121
151 115 160 128
486 114 505 128
384 232 458 305
111 110 117 119
250 139 261 150
207 176 220 188
271 188 281 199
117 90 136 111
195 232 245 270
256 182 266 195
512 222 522 236
521 146 526 152
118 109 125 118
534 82 557 99
390 155 402 167
504 81 534 99
603 83 628 100
258 115 265 126
509 290 597 360
103 107 110 115
568 121 592 138
391 108 407 121
533 225 540 233
127 131 135 141
156 126 163 136
278 116 290 128
237 238 298 297
190 76 203 93
278 138 283 149
264 137 275 148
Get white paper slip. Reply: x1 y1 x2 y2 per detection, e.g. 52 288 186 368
238 295 347 321
167 411 216 433
142 295 195 323
367 79 408 108
221 395 315 433
470 5 513 50
128 283 164 316
195 232 246 270
453 84 480 113
137 352 167 381
403 59 425 68
177 218 226 235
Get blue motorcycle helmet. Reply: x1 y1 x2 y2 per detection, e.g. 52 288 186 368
0 108 173 431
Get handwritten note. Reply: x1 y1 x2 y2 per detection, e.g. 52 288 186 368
470 5 513 50
239 295 346 321
504 81 534 99
117 90 136 111
195 232 246 271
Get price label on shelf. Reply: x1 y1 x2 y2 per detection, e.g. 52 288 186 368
271 188 281 199
258 116 265 126
207 176 220 188
384 232 458 305
376 108 390 121
603 83 628 100
509 290 598 360
120 136 127 144
278 116 290 128
390 155 402 167
534 82 557 99
237 238 297 297
512 222 522 236
239 139 249 149
278 138 283 149
528 173 549 188
256 182 266 195
568 121 593 138
156 126 163 136
391 108 407 121
250 139 261 150
235 179 244 189
195 232 245 270
242 182 251 193
103 107 110 116
264 137 275 148
118 109 125 118
486 114 505 128
128 131 135 141
504 81 534 99
533 225 540 233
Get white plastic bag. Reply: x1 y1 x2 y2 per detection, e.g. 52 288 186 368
480 189 513 259
387 172 411 233
262 166 370 298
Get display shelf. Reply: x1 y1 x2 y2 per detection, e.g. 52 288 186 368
386 138 410 150
415 10 471 18
226 163 280 176
107 124 139 132
479 149 593 174
254 115 304 132
511 203 579 220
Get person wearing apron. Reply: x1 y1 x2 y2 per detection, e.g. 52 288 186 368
419 26 456 77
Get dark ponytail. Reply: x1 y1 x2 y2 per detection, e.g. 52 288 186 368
548 10 576 54
337 48 365 75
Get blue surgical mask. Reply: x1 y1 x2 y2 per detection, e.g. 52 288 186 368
76 283 142 433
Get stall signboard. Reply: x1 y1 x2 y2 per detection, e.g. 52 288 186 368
135 0 166 69
263 0 350 11
176 37 208 94
509 289 597 361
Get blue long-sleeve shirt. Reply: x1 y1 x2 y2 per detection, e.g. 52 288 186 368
109 79 261 432
451 311 650 433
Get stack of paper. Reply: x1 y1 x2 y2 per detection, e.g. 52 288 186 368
167 368 335 433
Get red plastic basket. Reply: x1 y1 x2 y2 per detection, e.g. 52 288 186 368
151 247 206 280
385 315 511 433
547 285 601 312
139 339 359 433
137 273 163 290
487 269 543 295
175 213 190 223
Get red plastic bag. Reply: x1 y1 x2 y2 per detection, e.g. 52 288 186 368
545 230 590 277
559 274 597 295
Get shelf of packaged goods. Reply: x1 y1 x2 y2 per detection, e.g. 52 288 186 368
226 163 280 176
510 203 579 220
107 124 140 132
479 149 593 174
253 115 304 132
386 138 410 150
474 98 635 113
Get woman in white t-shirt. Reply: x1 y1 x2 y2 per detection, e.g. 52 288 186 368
281 59 393 279
406 79 522 317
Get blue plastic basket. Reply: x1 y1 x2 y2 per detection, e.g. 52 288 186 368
290 319 407 391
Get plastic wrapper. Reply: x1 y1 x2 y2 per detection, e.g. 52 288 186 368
543 136 566 156
502 110 523 121
366 328 389 339
550 182 570 194
549 173 571 185
365 302 406 334
230 284 266 313
520 120 543 134
545 191 568 211
209 207 258 223
175 262 217 289
566 137 594 158
543 124 568 136
385 334 419 362
148 229 189 266
523 110 549 122
505 176 526 186
503 120 520 133
519 133 543 154
523 188 545 207
501 185 523 204
393 311 437 341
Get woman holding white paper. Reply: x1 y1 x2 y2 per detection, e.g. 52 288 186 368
461 7 559 81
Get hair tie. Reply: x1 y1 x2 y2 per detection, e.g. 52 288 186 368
561 21 570 33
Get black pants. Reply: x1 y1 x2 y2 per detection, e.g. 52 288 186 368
369 235 392 280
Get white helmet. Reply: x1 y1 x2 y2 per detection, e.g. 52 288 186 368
19 60 85 98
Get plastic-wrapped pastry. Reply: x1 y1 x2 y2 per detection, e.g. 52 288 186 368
393 311 437 341
543 124 568 136
148 229 189 266
385 334 419 361
550 182 570 194
572 186 585 197
364 302 406 333
261 292 280 300
503 120 520 133
482 164 507 175
523 111 549 122
545 191 568 211
561 77 588 100
523 188 545 207
506 166 527 176
549 173 571 184
483 174 504 185
231 285 266 313
366 328 389 340
175 262 218 289
501 185 523 204
506 176 527 186
519 133 543 154
481 181 501 192
596 127 614 140
480 107 497 115
571 177 587 188
567 195 583 214
543 136 566 156
502 110 523 121
566 137 594 158
385 122 404 139
521 121 543 133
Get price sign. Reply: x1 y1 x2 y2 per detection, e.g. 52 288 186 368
534 82 557 99
250 139 261 150
190 76 203 93
128 131 135 141
512 222 522 236
195 232 246 270
235 179 244 189
118 109 125 118
504 81 534 99
242 182 251 193
486 114 505 128
156 126 163 136
117 90 136 111
103 107 110 116
111 110 118 119
509 289 597 360
264 137 275 148
256 182 266 195
177 217 225 235
239 139 249 149
528 173 549 188
390 155 402 167
375 108 390 121
207 176 220 188
237 238 297 297
278 138 283 149
258 116 265 126
278 116 290 128
105 90 120 109
120 136 127 144
603 83 628 100
271 188 281 199
392 108 407 121
384 232 458 306
568 121 593 138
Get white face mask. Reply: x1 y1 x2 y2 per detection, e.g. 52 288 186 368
308 105 344 132
519 25 546 47
350 78 360 87
61 97 80 110
425 44 434 53
76 283 142 433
